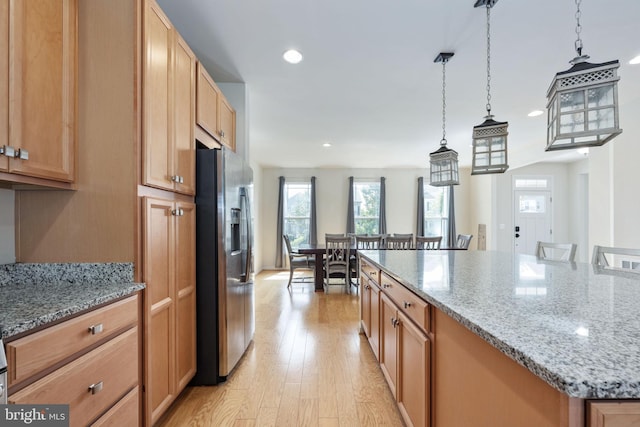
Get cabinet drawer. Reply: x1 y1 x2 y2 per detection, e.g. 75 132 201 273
7 295 138 387
380 272 430 332
360 258 380 283
91 386 139 427
9 327 138 427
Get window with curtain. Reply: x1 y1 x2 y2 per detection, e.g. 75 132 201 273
284 182 311 248
424 185 449 241
353 181 381 235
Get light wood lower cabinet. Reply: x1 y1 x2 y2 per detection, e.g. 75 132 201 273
143 197 196 426
588 401 640 427
379 292 431 427
7 295 140 427
360 276 381 360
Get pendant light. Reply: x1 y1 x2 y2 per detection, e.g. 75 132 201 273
429 53 459 187
471 0 509 175
545 0 622 151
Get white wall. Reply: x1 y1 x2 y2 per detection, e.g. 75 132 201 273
0 189 15 264
257 167 475 271
568 158 589 262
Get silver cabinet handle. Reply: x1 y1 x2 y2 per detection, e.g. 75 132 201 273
220 130 225 138
0 145 15 157
171 208 184 217
88 323 103 335
88 381 103 395
15 148 28 160
171 175 179 183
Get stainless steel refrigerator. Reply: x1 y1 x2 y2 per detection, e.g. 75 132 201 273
192 145 254 385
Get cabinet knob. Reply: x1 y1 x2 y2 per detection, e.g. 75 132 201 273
88 381 103 395
220 130 225 138
171 208 184 217
403 301 412 309
0 145 15 157
88 323 104 335
15 148 29 160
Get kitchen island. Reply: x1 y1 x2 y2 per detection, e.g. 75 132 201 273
358 250 640 427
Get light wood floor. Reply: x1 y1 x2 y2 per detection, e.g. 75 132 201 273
158 270 405 427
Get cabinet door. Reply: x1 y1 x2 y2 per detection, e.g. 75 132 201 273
218 95 236 151
175 201 196 391
0 0 7 172
8 0 76 182
380 293 398 397
143 197 176 426
360 276 372 337
369 282 381 360
196 62 220 140
173 34 195 195
143 0 173 192
397 310 430 427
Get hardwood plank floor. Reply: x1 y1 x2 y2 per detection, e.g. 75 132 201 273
158 270 405 426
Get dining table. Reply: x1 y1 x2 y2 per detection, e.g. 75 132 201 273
297 243 357 292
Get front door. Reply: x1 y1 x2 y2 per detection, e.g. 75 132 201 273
514 190 551 255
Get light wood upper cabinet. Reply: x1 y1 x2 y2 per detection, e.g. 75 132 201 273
2 0 76 182
196 63 219 140
143 0 195 195
0 1 8 173
218 95 236 151
173 35 196 195
196 62 236 151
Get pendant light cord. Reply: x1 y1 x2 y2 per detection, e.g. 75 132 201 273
485 4 492 116
574 0 583 56
441 59 447 146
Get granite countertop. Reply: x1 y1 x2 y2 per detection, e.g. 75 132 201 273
359 250 640 399
0 263 145 339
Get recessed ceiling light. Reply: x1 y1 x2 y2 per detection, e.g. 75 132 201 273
527 110 544 117
322 143 331 147
629 55 640 65
283 49 303 64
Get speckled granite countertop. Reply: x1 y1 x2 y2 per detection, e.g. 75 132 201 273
0 263 145 339
359 250 640 399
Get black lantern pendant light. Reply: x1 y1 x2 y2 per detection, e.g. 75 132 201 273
471 0 509 175
545 0 622 151
430 52 459 187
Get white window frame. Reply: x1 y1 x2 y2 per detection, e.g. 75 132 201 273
283 181 312 248
353 180 381 235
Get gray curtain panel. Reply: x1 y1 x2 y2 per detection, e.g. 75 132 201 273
346 176 355 234
379 177 387 235
447 185 456 248
310 176 318 245
275 176 285 268
416 177 425 237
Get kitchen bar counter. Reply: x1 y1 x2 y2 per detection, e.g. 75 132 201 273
359 250 640 399
0 263 144 339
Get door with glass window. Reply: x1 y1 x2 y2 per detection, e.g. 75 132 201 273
514 191 551 255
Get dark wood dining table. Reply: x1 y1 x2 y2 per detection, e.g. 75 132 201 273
296 244 467 292
297 243 357 292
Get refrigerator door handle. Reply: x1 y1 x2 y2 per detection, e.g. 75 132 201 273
240 187 252 282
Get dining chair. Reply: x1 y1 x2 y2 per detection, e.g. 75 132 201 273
385 235 412 250
592 245 640 271
535 241 577 262
456 234 473 250
324 235 353 292
283 235 314 289
356 235 383 250
416 236 442 250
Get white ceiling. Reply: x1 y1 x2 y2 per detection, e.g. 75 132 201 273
157 0 640 170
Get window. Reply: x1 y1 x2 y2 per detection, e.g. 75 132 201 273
284 182 311 248
423 185 448 241
353 181 380 235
